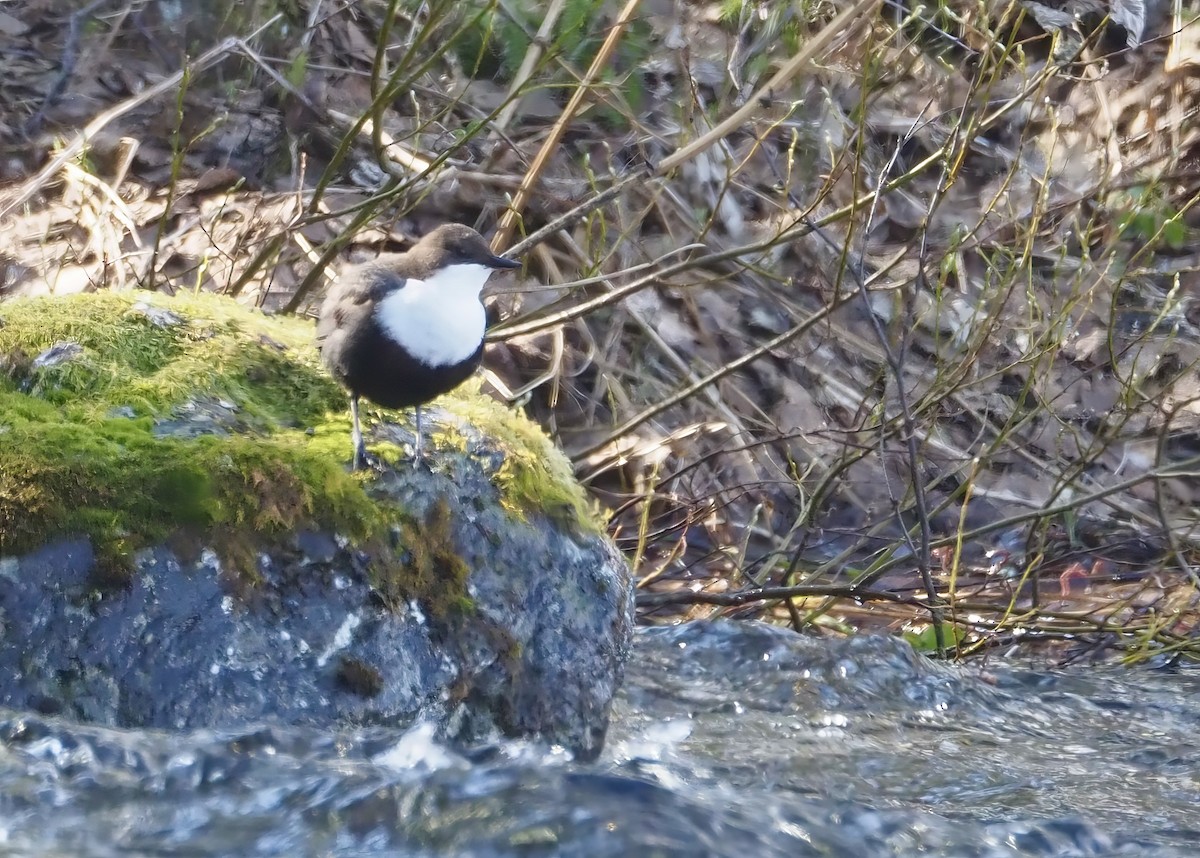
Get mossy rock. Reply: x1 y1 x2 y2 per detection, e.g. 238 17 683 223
0 291 632 758
0 291 600 597
2 295 638 758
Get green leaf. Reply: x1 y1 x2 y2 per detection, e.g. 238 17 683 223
499 16 532 77
903 624 964 653
1163 216 1187 250
285 48 309 89
561 0 600 46
719 0 747 23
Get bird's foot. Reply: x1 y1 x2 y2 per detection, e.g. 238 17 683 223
408 422 431 470
351 443 387 473
407 444 431 471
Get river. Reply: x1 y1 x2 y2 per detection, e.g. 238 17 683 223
1 620 1196 856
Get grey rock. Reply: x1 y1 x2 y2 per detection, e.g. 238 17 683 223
130 301 184 328
0 290 633 760
0 424 634 761
31 340 82 369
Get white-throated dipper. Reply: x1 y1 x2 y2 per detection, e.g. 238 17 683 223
317 223 521 470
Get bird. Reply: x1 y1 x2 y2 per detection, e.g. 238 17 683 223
317 223 521 470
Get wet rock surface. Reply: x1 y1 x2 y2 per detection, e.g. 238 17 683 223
0 622 1196 856
0 437 633 759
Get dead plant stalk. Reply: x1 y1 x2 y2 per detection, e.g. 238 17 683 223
493 0 644 250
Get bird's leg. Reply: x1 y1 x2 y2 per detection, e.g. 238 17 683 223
349 395 386 471
350 393 366 471
413 405 423 464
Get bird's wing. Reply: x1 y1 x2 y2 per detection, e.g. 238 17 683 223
316 266 409 343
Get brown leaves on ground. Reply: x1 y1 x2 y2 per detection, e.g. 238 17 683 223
4 0 1200 658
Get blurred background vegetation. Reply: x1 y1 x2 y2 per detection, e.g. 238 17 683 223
3 0 1200 662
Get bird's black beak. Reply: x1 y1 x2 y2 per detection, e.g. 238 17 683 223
487 254 522 270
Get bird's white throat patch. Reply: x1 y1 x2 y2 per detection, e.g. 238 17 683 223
375 263 490 367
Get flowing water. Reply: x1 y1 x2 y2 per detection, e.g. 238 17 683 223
1 620 1197 856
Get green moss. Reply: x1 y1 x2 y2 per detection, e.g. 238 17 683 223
441 388 604 536
0 290 601 600
0 292 377 586
0 291 343 427
334 656 384 698
385 496 475 619
0 390 383 585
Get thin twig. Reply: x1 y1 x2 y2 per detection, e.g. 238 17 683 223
653 0 881 177
493 0 644 249
637 583 926 609
570 290 855 462
491 0 569 135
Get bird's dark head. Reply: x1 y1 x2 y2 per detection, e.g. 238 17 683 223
414 224 522 272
